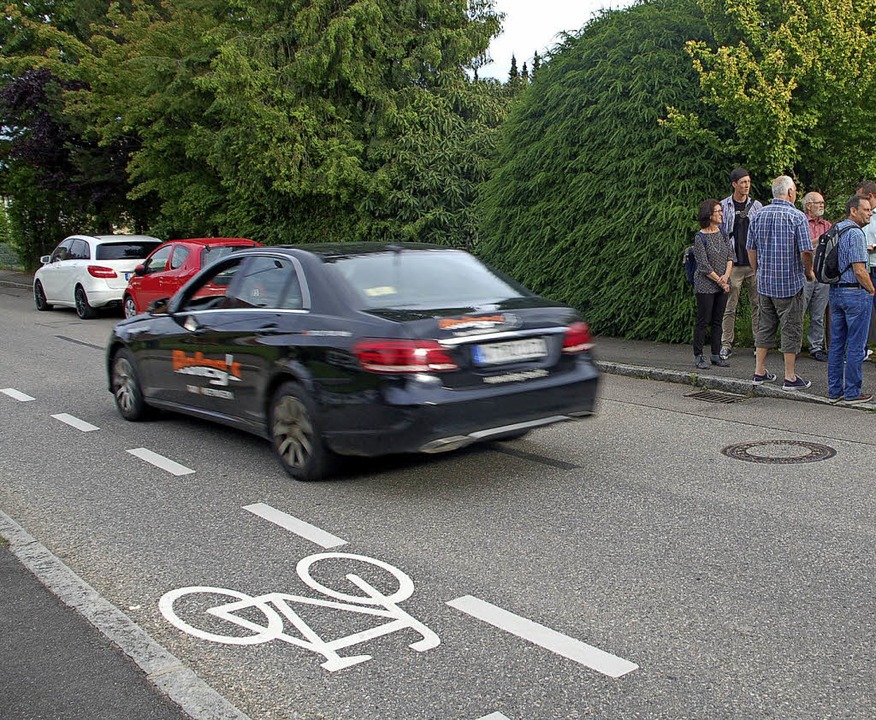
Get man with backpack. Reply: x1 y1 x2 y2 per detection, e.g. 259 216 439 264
826 194 876 404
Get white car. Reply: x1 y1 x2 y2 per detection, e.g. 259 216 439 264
34 234 162 319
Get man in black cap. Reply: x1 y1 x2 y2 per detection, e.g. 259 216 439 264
718 167 763 359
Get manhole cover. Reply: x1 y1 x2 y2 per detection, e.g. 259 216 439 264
721 440 836 464
687 390 746 404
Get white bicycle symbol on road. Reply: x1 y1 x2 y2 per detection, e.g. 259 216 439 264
159 552 440 671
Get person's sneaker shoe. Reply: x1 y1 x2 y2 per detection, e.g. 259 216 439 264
843 393 873 405
695 355 710 370
751 371 777 385
710 354 730 367
810 350 828 362
719 346 732 360
782 376 812 391
867 349 874 361
828 396 844 404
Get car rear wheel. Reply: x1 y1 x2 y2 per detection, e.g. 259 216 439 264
270 381 334 482
123 294 138 319
74 285 97 319
34 281 53 311
111 348 150 421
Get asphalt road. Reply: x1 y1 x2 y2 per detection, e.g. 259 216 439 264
1 284 875 720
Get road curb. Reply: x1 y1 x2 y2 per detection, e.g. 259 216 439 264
596 360 841 406
0 511 254 720
0 278 31 289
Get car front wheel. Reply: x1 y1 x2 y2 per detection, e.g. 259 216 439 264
34 281 53 311
123 294 138 319
111 348 150 421
74 285 97 319
269 381 334 482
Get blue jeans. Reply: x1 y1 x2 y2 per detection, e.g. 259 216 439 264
828 288 874 399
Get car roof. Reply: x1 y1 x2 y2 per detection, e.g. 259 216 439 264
168 237 257 246
273 242 450 259
84 234 163 244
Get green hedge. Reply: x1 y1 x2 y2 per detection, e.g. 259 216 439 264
478 0 734 342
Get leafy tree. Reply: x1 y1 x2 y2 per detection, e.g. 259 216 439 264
478 0 732 342
20 0 504 244
668 0 876 200
177 0 505 243
0 0 150 267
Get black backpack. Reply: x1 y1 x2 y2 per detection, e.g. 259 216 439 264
683 232 704 284
812 223 852 284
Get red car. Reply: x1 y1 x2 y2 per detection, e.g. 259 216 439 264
123 237 259 317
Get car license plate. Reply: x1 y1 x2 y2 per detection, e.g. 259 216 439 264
472 338 547 366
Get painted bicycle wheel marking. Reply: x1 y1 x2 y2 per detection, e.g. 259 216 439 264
159 552 439 672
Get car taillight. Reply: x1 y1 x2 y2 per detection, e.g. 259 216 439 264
87 265 118 278
562 322 593 354
354 339 458 373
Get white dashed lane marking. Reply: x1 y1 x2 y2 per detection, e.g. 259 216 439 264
243 503 347 548
1 388 35 402
476 714 511 720
127 448 195 476
447 595 639 678
51 413 99 432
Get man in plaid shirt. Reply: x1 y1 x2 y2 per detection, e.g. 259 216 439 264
746 176 815 391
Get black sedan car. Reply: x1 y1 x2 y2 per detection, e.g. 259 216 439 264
107 243 599 481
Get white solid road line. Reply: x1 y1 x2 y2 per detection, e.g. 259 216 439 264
242 503 347 548
127 448 195 476
447 595 639 678
1 388 35 401
51 413 99 432
476 714 511 720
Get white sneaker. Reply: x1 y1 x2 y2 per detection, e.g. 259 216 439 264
719 346 731 360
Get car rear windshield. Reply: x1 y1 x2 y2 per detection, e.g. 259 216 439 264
202 245 253 265
96 241 162 260
330 249 531 309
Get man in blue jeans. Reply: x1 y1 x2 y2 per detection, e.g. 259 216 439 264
828 194 876 404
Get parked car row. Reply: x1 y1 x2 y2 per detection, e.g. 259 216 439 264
34 234 259 319
33 234 599 481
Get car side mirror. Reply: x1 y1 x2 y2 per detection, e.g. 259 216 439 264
40 255 51 264
148 297 169 315
134 264 147 277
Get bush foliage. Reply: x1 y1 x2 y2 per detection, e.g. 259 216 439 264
478 0 734 342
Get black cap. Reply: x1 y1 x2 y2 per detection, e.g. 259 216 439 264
730 167 750 184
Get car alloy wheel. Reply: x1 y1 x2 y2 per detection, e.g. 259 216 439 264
34 281 53 311
112 349 150 420
270 381 333 481
123 294 137 319
75 285 97 319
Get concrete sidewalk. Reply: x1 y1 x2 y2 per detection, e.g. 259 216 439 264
591 335 868 406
